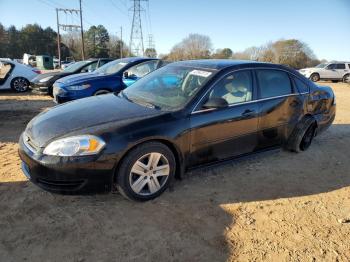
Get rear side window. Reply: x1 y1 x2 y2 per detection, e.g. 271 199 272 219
256 70 292 99
293 77 309 93
336 64 345 69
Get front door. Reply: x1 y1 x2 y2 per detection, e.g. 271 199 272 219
0 61 14 87
189 70 259 166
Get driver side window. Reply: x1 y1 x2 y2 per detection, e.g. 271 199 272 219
81 61 97 73
208 70 253 105
125 60 158 78
326 64 336 70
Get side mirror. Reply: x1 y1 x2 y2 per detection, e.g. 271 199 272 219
123 71 129 78
202 97 228 109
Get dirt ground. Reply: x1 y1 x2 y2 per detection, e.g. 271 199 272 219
0 82 350 262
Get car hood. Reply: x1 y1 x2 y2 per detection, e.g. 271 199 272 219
32 71 72 81
25 94 161 147
56 72 108 86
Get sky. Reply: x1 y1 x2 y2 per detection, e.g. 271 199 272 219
0 0 349 60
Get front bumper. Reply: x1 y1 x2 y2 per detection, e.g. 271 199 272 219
299 71 312 78
53 85 89 104
18 134 114 194
30 82 51 95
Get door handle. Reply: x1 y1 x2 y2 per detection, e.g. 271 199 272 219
241 109 255 117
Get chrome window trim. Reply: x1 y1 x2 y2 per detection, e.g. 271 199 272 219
191 67 309 115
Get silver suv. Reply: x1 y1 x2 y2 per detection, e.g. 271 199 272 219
299 62 350 83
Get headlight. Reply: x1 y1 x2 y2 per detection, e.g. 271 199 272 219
43 135 105 156
39 76 54 83
66 84 91 91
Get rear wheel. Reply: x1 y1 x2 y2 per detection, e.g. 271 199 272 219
11 77 29 92
310 73 320 82
343 74 350 83
94 89 110 96
287 116 316 153
116 142 176 201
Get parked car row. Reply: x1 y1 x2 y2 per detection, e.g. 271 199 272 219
30 58 113 96
19 59 336 201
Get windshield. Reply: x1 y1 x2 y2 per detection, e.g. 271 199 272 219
95 59 129 75
315 63 327 68
122 65 216 111
63 61 89 72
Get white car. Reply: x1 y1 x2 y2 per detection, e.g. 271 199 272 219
299 62 350 83
0 59 40 92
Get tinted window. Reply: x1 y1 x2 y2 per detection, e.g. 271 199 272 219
327 64 336 70
293 77 309 93
336 64 345 69
99 60 111 67
256 70 292 98
209 70 253 105
81 61 98 72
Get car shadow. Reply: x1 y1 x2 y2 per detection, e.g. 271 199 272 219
0 123 349 261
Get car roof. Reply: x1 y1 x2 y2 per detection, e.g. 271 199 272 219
170 59 272 70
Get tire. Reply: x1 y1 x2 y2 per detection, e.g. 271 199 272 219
287 116 316 153
11 77 29 92
310 73 320 82
94 89 110 96
331 80 339 83
343 74 350 83
116 142 176 201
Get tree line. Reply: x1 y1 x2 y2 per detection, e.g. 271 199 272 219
0 23 325 69
0 23 136 61
161 33 325 69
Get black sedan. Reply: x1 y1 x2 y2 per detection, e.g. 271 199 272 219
19 60 336 201
30 58 113 96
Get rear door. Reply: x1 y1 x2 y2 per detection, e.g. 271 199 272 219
335 63 347 79
255 69 304 149
189 69 259 166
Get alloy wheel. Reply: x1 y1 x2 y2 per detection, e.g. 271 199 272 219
129 152 170 196
13 78 28 92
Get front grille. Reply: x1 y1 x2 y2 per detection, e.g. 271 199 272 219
37 178 85 191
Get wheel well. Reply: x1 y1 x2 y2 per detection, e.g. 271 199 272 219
303 114 318 132
113 139 183 183
94 88 112 94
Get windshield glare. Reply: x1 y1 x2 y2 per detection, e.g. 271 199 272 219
63 61 89 72
95 60 129 75
315 63 327 68
122 65 216 111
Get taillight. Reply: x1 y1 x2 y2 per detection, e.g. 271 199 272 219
33 70 41 74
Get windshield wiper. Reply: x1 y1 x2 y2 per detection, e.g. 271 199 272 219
134 100 161 110
119 92 160 109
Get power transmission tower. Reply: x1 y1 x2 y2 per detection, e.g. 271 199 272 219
56 8 84 66
146 34 156 57
129 0 147 57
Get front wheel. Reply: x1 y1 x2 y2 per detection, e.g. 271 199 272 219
116 142 176 201
310 73 320 82
11 77 29 92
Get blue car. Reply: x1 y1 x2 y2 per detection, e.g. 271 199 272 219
52 57 166 103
